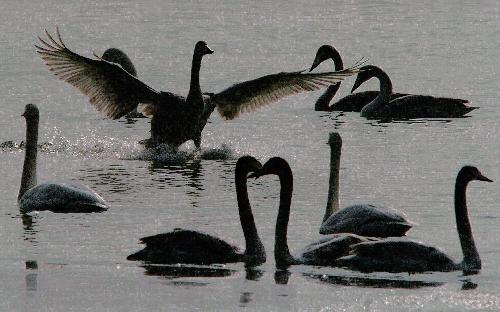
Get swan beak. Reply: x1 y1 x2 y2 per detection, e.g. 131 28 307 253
477 173 493 182
205 47 214 54
351 78 363 93
248 172 262 179
309 57 321 72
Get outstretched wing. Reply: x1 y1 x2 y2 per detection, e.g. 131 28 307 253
36 28 160 119
213 67 360 120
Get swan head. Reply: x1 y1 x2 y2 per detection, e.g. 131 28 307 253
236 156 262 177
309 45 343 72
22 104 39 120
101 48 137 77
195 41 214 56
458 166 493 183
351 65 379 93
248 157 290 179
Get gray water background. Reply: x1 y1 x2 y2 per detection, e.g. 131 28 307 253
0 0 499 311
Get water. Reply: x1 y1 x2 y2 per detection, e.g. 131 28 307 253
1 1 500 311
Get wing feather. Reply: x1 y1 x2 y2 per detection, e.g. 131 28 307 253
213 67 360 120
36 27 160 119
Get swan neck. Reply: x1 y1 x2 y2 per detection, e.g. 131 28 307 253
315 84 341 111
274 164 296 268
188 53 203 99
323 143 341 222
455 177 481 271
235 167 265 259
360 70 392 116
18 117 38 201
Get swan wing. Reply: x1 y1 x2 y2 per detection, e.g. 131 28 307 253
36 28 160 119
213 67 360 120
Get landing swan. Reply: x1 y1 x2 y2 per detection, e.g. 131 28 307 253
309 45 408 112
127 156 266 266
352 65 477 120
337 166 492 274
36 28 359 149
250 157 377 269
18 104 108 213
320 132 412 237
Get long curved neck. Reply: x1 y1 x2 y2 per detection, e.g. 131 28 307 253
315 84 341 111
455 176 481 271
323 143 341 222
314 53 343 111
18 117 39 201
274 164 298 268
360 69 393 117
235 167 265 260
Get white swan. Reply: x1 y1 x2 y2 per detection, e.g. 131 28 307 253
18 104 108 213
320 132 413 237
337 166 492 274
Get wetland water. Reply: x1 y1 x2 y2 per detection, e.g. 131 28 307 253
1 1 500 311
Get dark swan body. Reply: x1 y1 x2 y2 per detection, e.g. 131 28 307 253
337 166 492 274
127 156 266 265
320 132 412 237
353 65 477 120
250 157 377 269
36 28 359 149
18 104 108 213
310 45 407 112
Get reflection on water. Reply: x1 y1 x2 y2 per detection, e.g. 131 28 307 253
461 280 478 291
274 270 292 285
21 214 38 244
141 264 236 279
245 267 264 281
303 272 445 289
25 260 38 292
239 292 253 306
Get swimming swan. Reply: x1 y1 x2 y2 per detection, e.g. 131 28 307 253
309 45 408 112
352 65 477 120
250 157 377 269
127 156 266 266
18 104 108 213
337 166 492 274
36 28 359 149
320 132 413 237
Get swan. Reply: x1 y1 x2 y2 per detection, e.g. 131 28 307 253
36 28 359 149
309 45 408 112
337 166 492 274
250 157 377 269
127 156 266 265
320 132 413 237
18 104 109 213
351 65 477 120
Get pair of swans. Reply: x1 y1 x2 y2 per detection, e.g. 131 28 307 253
310 45 477 119
252 156 491 273
36 28 359 149
18 104 108 213
126 132 412 268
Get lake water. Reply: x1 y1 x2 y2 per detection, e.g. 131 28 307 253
1 0 500 311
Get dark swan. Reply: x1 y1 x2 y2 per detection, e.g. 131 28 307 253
127 156 266 265
250 157 377 269
352 65 477 120
309 45 408 112
36 28 359 149
320 132 412 237
18 104 109 213
337 166 492 274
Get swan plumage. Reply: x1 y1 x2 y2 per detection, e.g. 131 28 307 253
320 132 412 237
36 28 359 148
309 45 408 112
337 166 492 273
127 156 266 265
250 157 377 269
18 104 108 213
353 65 477 119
